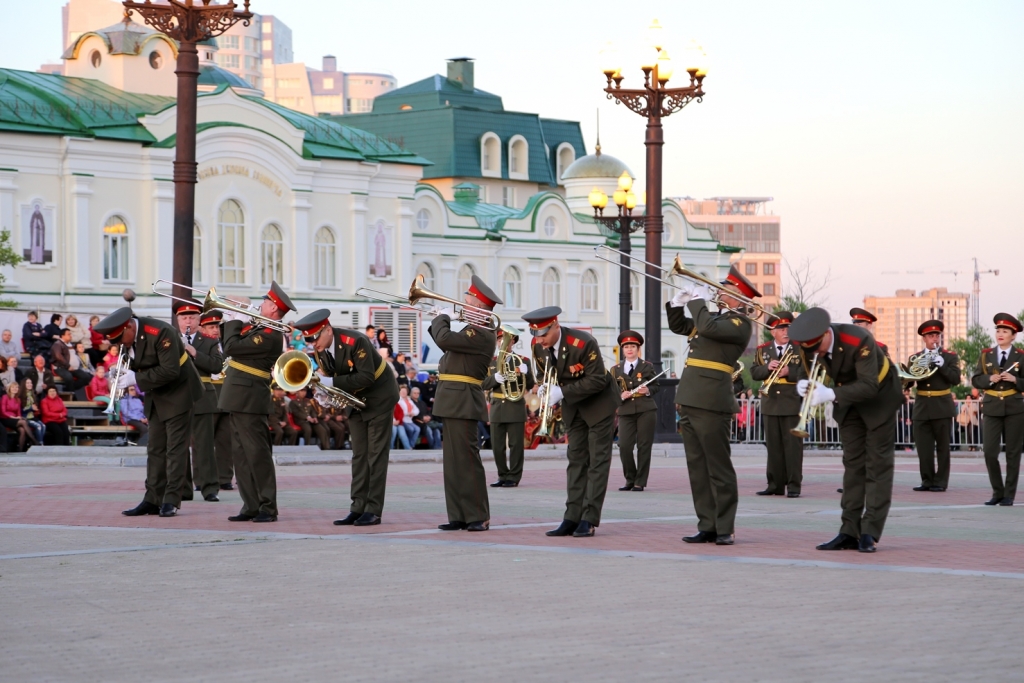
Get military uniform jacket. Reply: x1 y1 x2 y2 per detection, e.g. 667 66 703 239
971 346 1024 417
750 342 803 416
287 396 315 423
877 340 890 359
532 327 620 426
800 324 903 430
429 315 496 422
329 328 399 421
130 316 204 420
666 300 752 414
271 395 289 424
610 359 659 416
908 348 961 420
481 357 536 423
190 333 224 415
217 320 284 415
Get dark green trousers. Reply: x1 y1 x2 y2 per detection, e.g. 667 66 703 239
214 411 233 487
441 417 490 524
838 408 896 541
563 410 615 526
915 417 951 489
983 413 1024 501
185 412 222 498
618 410 656 488
764 414 803 494
230 412 277 517
678 405 737 535
491 420 525 484
348 410 392 516
143 407 193 509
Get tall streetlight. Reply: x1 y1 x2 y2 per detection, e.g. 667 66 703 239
123 0 253 310
590 172 643 333
602 22 707 439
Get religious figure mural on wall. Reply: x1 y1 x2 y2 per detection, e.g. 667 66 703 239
21 201 54 265
367 219 393 279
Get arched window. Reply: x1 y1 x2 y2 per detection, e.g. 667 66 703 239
457 263 476 295
217 199 245 284
480 133 500 178
260 223 283 286
415 262 436 291
580 269 599 312
103 214 129 281
630 271 643 312
662 350 676 375
314 226 336 288
508 135 528 180
416 208 431 231
543 216 557 237
503 266 523 309
556 142 575 182
193 222 203 284
542 267 561 308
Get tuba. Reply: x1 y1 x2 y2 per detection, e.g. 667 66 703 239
272 351 366 410
495 325 526 401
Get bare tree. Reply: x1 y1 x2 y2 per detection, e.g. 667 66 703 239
783 257 832 308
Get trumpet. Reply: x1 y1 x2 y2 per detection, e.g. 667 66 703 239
272 350 366 410
593 245 771 327
495 325 527 401
152 280 292 334
791 354 827 438
356 275 500 330
759 347 795 396
103 346 131 415
536 362 558 437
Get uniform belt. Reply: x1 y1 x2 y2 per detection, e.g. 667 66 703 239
439 373 483 386
878 356 890 383
374 358 388 380
774 379 796 385
227 359 271 380
201 377 224 385
916 389 950 397
179 352 188 366
685 358 734 374
985 389 1019 398
492 392 506 399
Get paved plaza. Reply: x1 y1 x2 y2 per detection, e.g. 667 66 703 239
2 453 1022 682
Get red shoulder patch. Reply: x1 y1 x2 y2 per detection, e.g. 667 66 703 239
262 327 275 334
143 325 159 336
982 347 993 353
877 341 887 348
838 332 860 347
340 335 355 346
241 325 253 335
566 335 584 348
757 342 770 348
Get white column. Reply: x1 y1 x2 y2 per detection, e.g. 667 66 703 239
526 258 542 310
351 195 368 294
440 255 456 295
565 259 580 322
0 170 18 288
152 179 174 284
71 175 94 289
291 193 311 294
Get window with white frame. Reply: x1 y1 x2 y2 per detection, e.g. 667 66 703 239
503 266 523 309
193 223 203 283
217 199 245 284
543 216 557 237
502 186 515 208
556 143 575 182
630 271 643 311
260 224 283 286
314 226 337 287
457 263 476 295
480 133 500 177
415 262 436 291
662 350 676 375
103 214 129 281
508 135 528 180
581 269 599 312
542 267 561 307
416 208 431 231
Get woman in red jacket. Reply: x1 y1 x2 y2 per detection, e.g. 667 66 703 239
41 385 71 446
1 382 35 451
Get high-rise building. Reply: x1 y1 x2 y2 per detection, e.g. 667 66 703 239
677 197 782 311
215 16 264 90
863 287 970 362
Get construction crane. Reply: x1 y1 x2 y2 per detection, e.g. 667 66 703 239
881 257 998 327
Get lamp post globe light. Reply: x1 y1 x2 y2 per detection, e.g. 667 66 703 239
590 171 644 334
122 0 254 312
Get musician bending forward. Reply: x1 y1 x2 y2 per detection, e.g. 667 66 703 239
525 306 620 538
667 265 757 546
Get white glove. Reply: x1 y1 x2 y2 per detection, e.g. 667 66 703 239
317 375 334 388
221 309 247 323
434 307 455 320
932 355 944 367
518 363 528 374
670 287 692 308
116 369 136 391
540 384 563 405
494 372 506 383
690 284 714 302
809 384 836 407
797 379 809 397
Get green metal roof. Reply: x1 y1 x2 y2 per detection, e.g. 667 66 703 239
371 73 504 113
197 64 250 89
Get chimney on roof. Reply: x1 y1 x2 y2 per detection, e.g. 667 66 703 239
323 55 337 72
447 57 474 91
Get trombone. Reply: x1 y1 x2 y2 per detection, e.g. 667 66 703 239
356 274 501 330
593 245 771 328
152 280 292 334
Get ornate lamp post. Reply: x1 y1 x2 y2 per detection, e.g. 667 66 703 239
590 172 644 333
123 0 253 310
602 23 706 373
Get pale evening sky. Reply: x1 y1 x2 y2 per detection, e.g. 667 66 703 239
3 0 1022 328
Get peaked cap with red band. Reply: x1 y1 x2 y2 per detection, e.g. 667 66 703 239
293 308 333 339
200 310 223 326
617 330 644 347
993 313 1023 334
466 274 503 310
917 319 944 336
787 307 832 349
522 306 562 337
721 264 761 299
767 311 794 329
850 307 877 324
92 307 135 341
174 299 202 316
262 280 295 314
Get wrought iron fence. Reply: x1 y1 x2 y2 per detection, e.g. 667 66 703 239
725 398 984 451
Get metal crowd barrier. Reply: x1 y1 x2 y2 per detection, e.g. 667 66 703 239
725 398 985 451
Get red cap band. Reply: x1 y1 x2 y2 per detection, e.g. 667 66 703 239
798 335 824 349
302 319 330 338
919 324 941 335
266 288 288 313
620 336 641 346
725 272 756 299
528 316 558 330
105 319 132 340
468 284 495 308
995 318 1019 330
177 304 201 315
199 313 220 326
851 313 873 322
